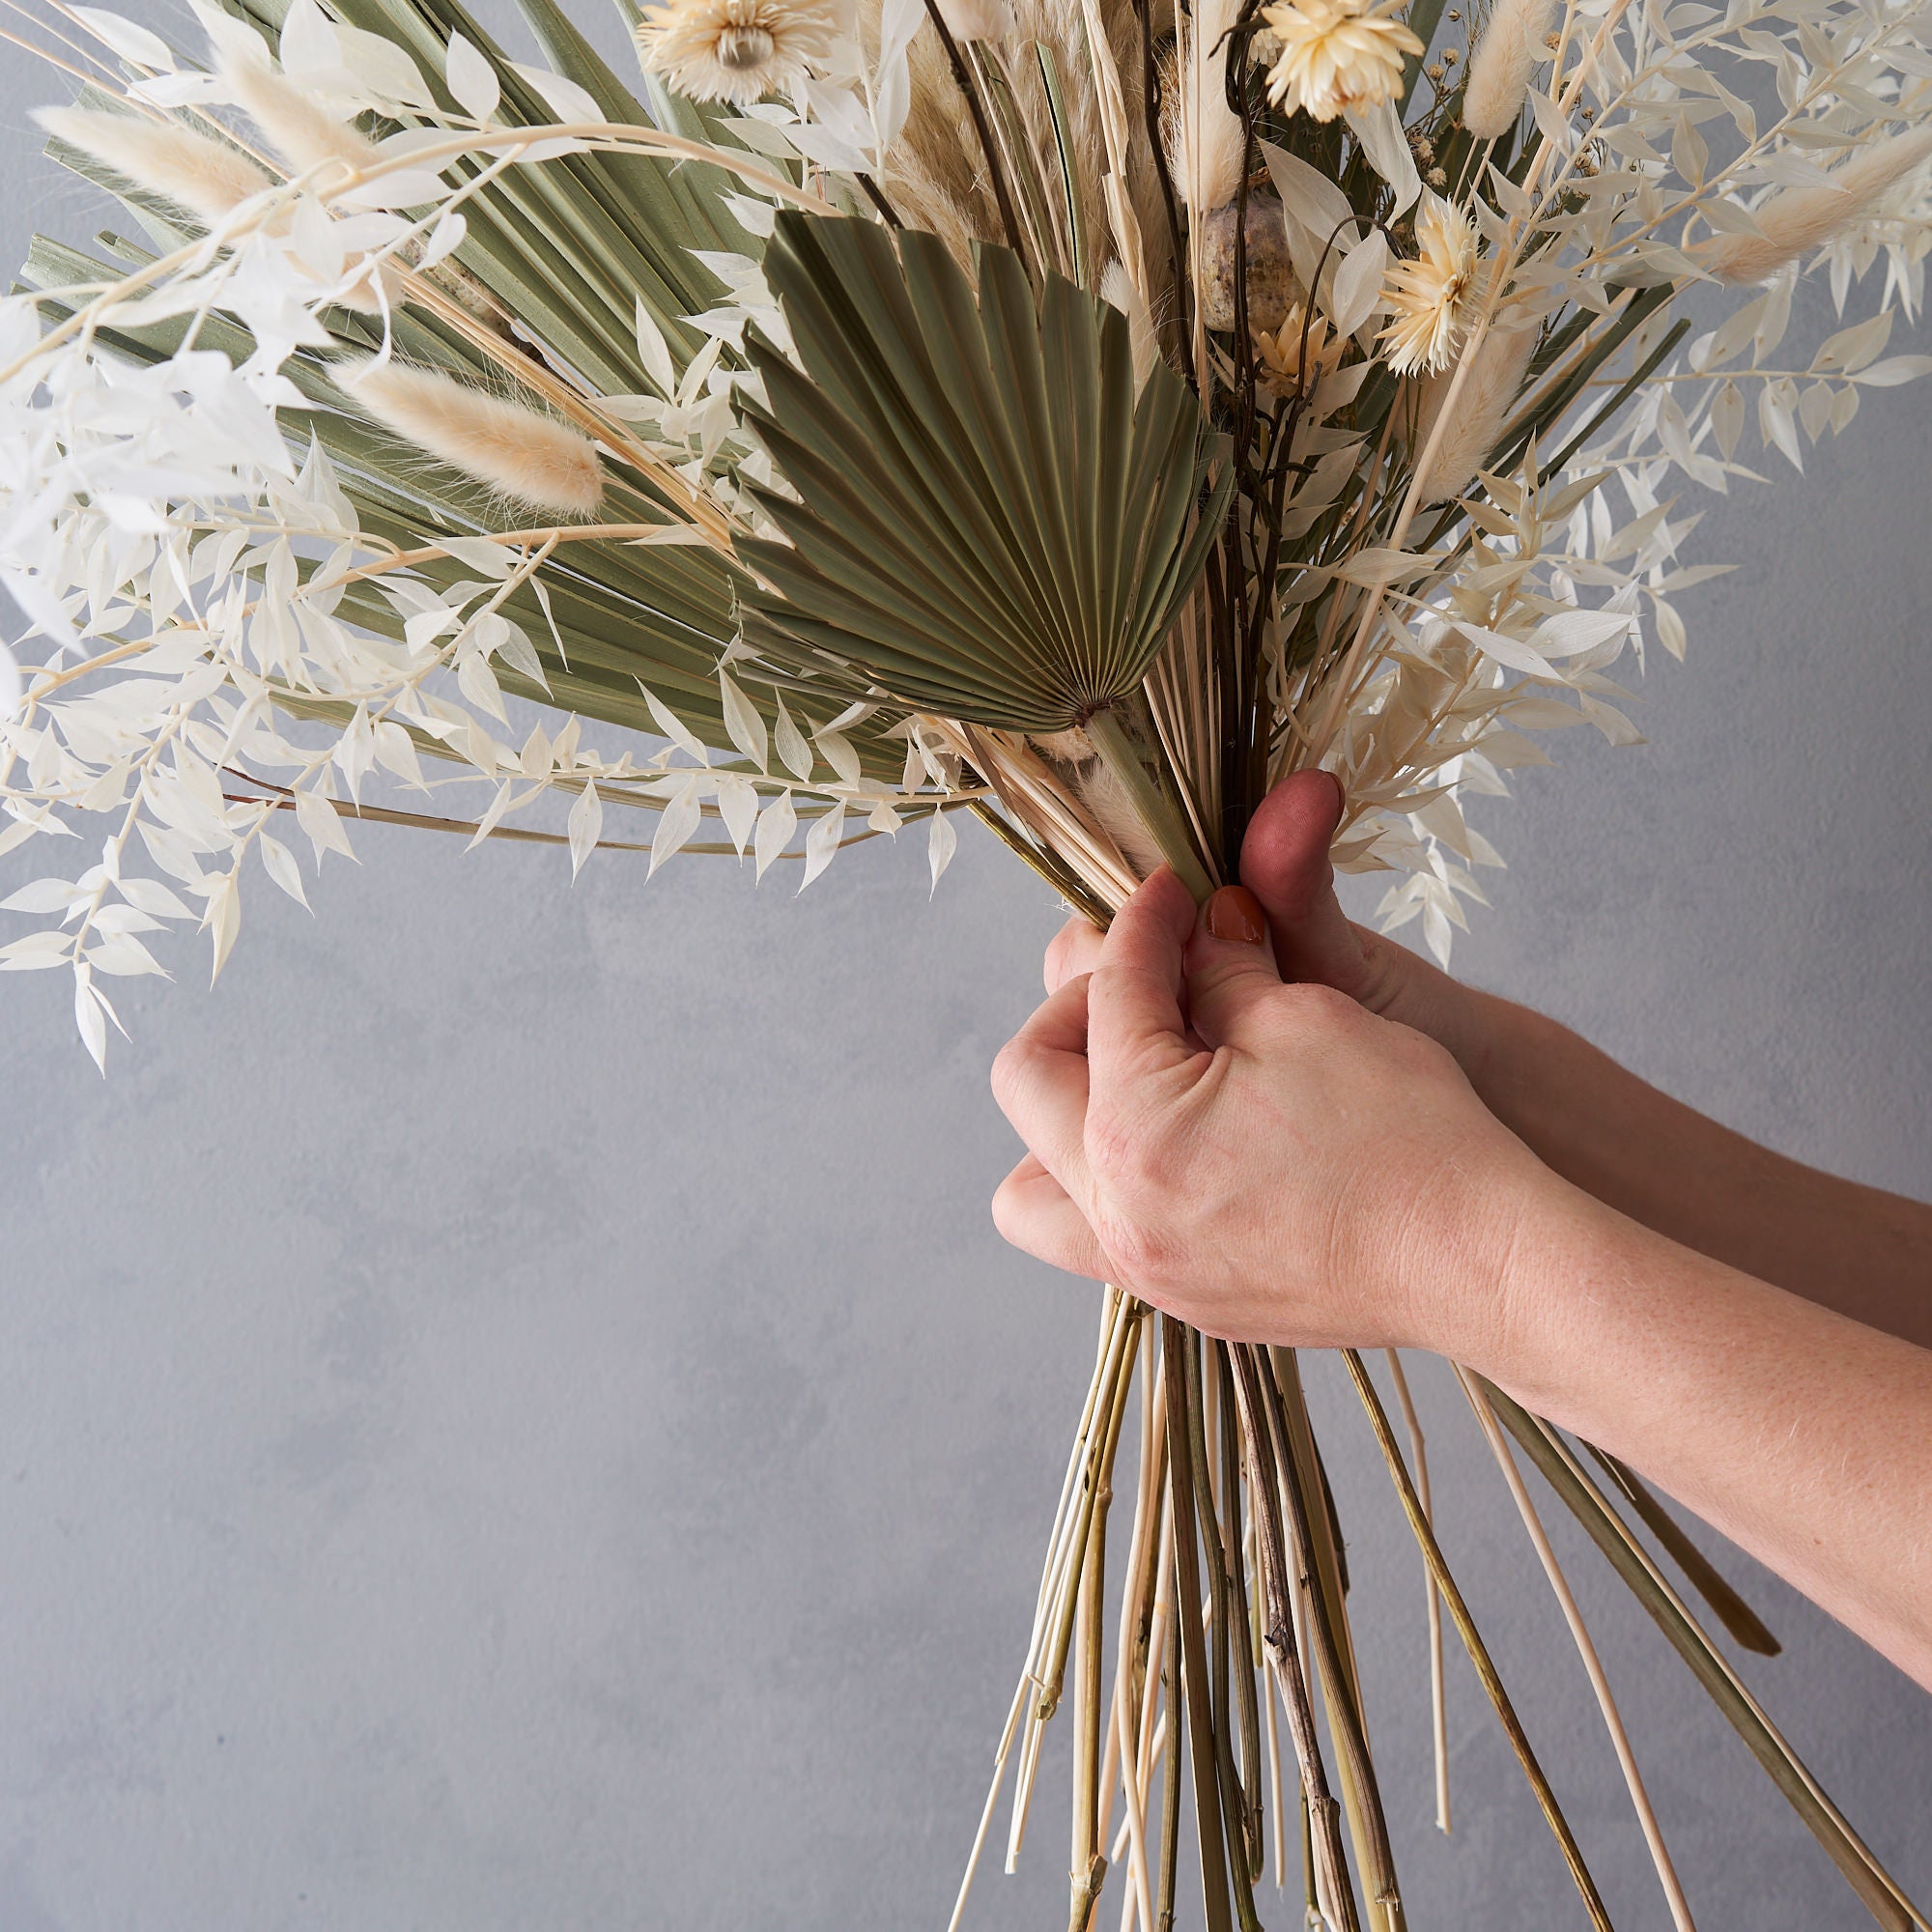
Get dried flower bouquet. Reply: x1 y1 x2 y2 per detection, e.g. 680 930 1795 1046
3 0 1930 1924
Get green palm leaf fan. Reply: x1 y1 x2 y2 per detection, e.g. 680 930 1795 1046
735 213 1231 888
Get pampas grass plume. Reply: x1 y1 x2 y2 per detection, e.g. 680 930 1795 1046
1463 0 1556 139
935 0 1013 36
342 360 606 518
1704 126 1932 283
1409 323 1538 501
1183 0 1246 212
36 105 272 228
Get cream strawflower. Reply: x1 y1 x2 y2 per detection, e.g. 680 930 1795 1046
1259 0 1423 123
635 0 836 105
1378 192 1479 374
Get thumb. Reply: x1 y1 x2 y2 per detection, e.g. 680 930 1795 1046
1240 769 1368 996
1182 885 1284 1048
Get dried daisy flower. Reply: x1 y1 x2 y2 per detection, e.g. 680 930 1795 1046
35 105 271 231
341 359 606 518
1254 303 1347 396
1259 0 1423 124
1463 0 1556 139
1378 192 1479 374
635 0 837 105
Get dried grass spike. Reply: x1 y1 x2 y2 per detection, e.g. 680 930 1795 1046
1463 0 1556 140
1410 323 1538 500
222 55 380 184
36 105 272 229
341 359 606 517
1703 126 1932 284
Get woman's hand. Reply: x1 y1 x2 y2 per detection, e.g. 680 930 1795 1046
990 864 1553 1358
1040 770 1492 1079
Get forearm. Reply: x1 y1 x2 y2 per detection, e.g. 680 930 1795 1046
1447 1179 1932 1690
1463 988 1932 1346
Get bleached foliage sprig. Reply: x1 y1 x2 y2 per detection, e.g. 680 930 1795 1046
0 0 1923 1046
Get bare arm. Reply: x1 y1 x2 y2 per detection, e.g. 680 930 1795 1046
1482 1174 1932 1687
1045 769 1932 1347
995 866 1932 1690
1463 991 1932 1346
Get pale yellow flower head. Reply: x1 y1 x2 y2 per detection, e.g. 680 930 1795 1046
636 0 837 105
1259 0 1424 123
1378 192 1479 375
1254 304 1346 397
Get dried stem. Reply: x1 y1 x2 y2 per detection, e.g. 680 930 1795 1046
1455 1367 1696 1932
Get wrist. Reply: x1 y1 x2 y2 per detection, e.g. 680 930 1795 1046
1384 1139 1585 1373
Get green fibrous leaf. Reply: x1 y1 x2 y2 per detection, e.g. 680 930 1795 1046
735 213 1233 736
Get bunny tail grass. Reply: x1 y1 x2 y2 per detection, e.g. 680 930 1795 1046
340 359 607 517
1463 0 1557 140
1704 126 1932 283
36 105 272 227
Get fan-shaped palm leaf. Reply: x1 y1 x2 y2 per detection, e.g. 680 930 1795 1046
736 213 1232 735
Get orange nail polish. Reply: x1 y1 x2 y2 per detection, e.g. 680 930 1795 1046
1205 885 1266 945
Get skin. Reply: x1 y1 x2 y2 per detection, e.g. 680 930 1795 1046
990 770 1932 1690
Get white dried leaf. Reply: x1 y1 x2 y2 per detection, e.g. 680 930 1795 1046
445 33 500 120
716 774 758 856
293 785 355 863
72 7 175 70
773 695 813 781
204 871 241 983
635 301 677 397
928 809 958 893
89 933 167 977
511 63 603 127
814 728 862 787
753 789 795 881
258 831 308 907
799 802 845 892
73 976 108 1072
570 780 605 878
1331 232 1389 339
719 669 769 772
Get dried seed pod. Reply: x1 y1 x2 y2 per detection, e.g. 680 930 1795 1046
1197 193 1296 333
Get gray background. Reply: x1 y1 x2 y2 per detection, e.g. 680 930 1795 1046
2 9 1929 1928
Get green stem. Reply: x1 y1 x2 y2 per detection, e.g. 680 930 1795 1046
1269 1352 1404 1930
1342 1353 1613 1932
1162 1319 1235 1932
1217 1346 1266 1875
1480 1380 1922 1932
1083 707 1218 903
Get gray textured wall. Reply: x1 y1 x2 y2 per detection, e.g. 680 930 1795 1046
3 11 1929 1930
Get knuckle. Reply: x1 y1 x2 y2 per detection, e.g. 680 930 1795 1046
1284 980 1360 1033
1351 929 1407 1013
1085 1099 1165 1194
989 1036 1032 1110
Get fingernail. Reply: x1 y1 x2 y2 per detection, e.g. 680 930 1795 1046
1204 885 1266 945
1323 770 1347 818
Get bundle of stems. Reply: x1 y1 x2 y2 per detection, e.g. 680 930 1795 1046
3 0 1930 1921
